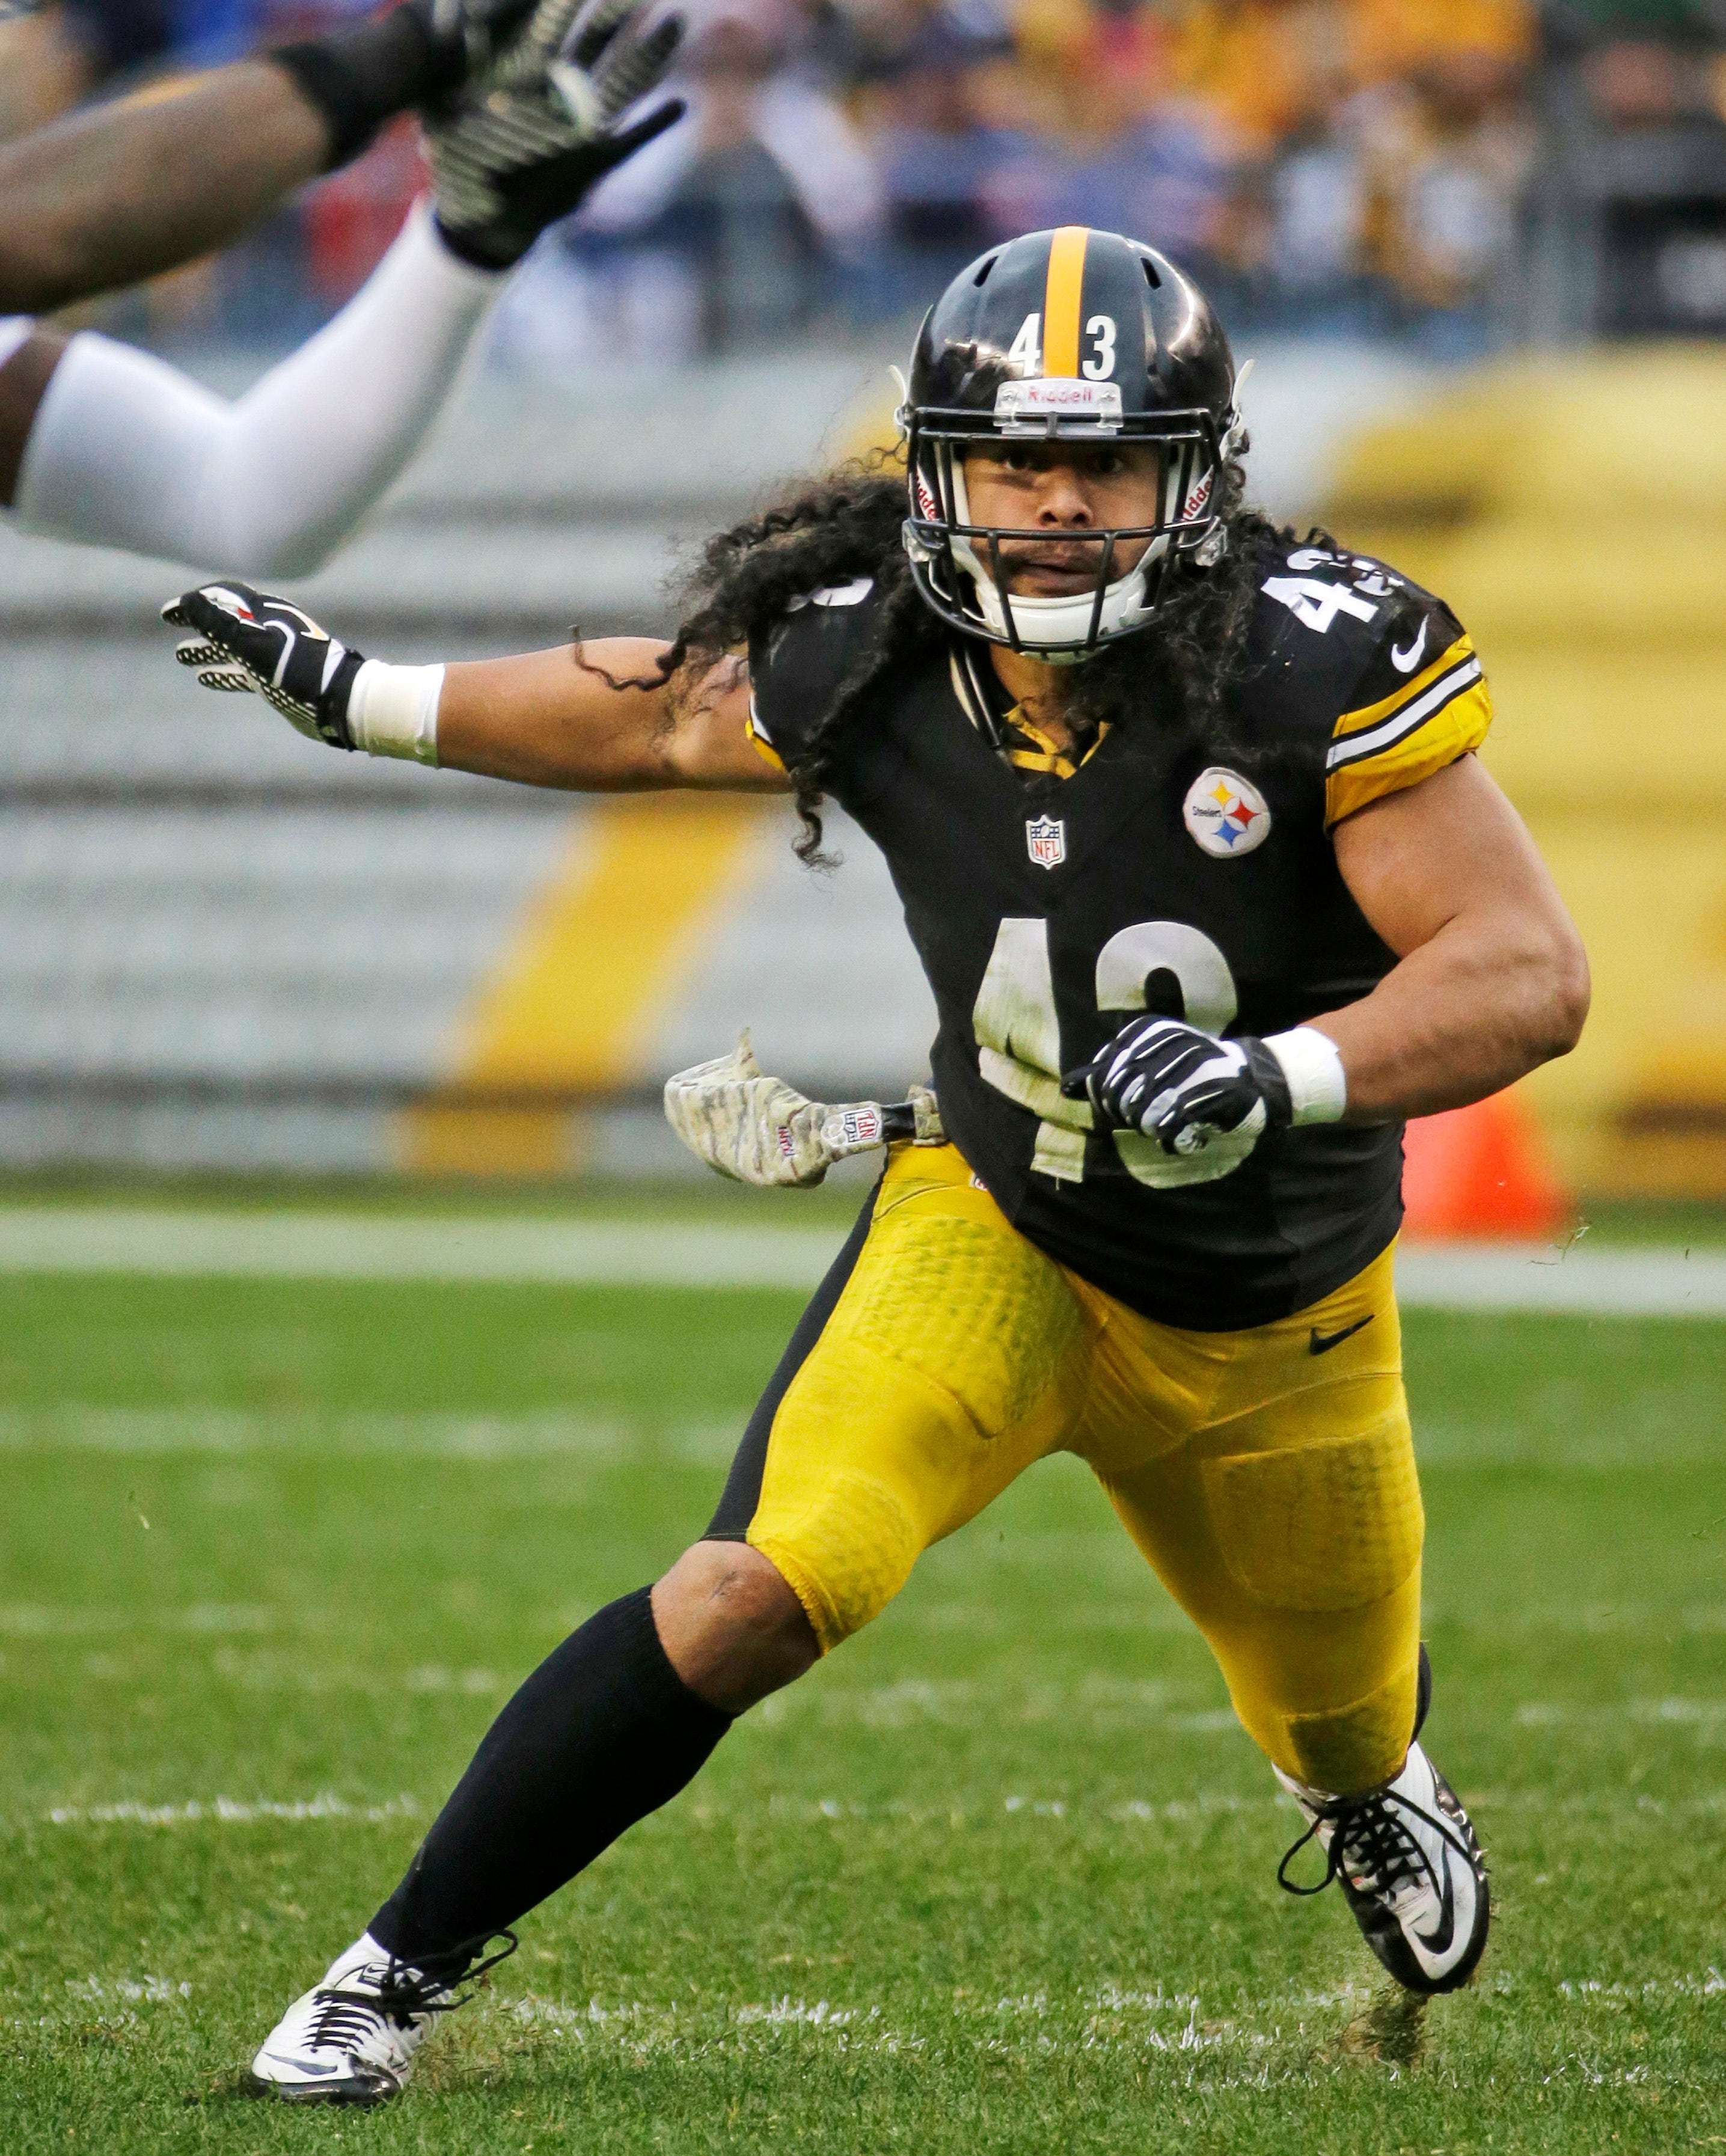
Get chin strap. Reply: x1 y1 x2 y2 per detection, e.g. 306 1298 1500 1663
947 643 1013 762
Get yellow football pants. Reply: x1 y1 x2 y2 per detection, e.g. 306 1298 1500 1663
741 1141 1424 1795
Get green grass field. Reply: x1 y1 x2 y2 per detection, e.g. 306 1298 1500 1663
3 1222 1724 2152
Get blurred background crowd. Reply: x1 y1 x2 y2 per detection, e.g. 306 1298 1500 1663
10 0 1726 361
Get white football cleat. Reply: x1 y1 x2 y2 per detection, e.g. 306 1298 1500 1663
1276 1740 1490 1994
249 1933 465 2104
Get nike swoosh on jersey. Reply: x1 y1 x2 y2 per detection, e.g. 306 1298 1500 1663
1309 1315 1373 1355
1390 619 1428 673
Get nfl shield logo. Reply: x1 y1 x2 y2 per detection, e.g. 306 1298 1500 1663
1026 815 1065 870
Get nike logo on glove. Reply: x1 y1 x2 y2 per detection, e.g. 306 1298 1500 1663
1309 1315 1373 1355
1390 620 1428 674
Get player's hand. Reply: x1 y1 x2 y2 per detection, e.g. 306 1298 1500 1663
427 0 685 268
665 1031 941 1188
276 0 551 168
162 583 362 751
408 0 546 100
1060 1016 1292 1158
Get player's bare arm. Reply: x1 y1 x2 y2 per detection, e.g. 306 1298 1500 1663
162 595 785 786
0 62 328 319
0 0 685 570
437 642 788 791
1321 752 1590 1121
0 0 586 316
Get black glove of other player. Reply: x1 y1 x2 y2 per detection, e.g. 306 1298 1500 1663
273 0 543 169
1061 1016 1293 1158
163 584 362 751
427 0 685 269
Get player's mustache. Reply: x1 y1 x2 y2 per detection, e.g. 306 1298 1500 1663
987 534 1146 586
993 537 1107 569
988 532 1136 559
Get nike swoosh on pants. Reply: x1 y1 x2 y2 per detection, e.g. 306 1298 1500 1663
1309 1315 1373 1355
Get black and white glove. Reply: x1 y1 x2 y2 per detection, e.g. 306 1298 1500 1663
1062 1016 1296 1159
272 0 545 170
162 583 362 750
427 0 685 268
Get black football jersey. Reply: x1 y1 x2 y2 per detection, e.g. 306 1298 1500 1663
746 539 1493 1331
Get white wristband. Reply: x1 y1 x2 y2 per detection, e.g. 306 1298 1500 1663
1264 1026 1347 1125
347 659 443 764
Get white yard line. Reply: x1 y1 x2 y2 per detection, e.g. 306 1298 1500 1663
44 1794 423 1826
0 1207 841 1290
1394 1242 1726 1316
0 1207 1723 1315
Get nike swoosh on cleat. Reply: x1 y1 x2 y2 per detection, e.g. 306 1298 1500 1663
1309 1315 1373 1355
261 2054 343 2077
1413 1850 1457 1958
1390 620 1428 673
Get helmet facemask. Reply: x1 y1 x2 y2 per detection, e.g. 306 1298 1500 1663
901 385 1239 662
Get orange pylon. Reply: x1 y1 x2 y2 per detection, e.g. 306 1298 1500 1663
1401 1094 1571 1239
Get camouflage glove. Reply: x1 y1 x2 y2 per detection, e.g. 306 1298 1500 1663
664 1032 942 1189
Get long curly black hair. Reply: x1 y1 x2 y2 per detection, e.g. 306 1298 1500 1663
605 458 1301 862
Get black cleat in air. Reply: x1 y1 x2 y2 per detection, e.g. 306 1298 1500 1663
1277 1739 1490 1995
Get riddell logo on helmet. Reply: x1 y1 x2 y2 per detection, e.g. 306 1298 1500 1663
1182 467 1214 522
994 379 1124 427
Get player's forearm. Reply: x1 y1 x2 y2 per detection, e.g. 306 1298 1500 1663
1314 914 1590 1123
0 64 329 315
438 645 784 791
162 587 791 787
438 644 682 788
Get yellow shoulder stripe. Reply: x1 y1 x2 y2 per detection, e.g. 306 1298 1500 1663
1325 676 1492 827
1330 632 1477 755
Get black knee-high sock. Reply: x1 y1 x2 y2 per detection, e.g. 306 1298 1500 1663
370 1587 731 1969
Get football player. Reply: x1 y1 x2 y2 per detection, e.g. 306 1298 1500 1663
0 0 682 572
167 227 1589 2103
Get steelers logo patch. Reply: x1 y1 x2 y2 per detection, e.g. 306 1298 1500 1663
1183 767 1272 859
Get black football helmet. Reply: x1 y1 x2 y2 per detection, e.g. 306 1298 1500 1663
899 225 1244 658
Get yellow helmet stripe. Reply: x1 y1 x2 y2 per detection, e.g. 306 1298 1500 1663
1041 226 1088 378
